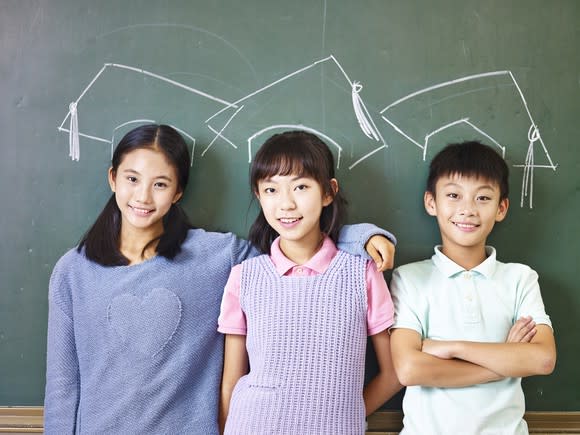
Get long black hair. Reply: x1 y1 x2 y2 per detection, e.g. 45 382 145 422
78 124 192 266
248 130 347 253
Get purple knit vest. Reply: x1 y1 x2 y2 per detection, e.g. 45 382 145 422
224 250 368 435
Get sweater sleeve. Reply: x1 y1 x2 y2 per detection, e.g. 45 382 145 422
44 261 80 435
337 223 397 259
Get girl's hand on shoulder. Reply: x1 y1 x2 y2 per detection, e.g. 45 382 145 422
365 235 395 272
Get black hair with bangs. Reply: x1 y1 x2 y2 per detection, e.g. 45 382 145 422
427 140 509 200
78 124 192 266
248 130 347 253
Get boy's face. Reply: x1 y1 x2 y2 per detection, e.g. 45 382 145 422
424 173 509 256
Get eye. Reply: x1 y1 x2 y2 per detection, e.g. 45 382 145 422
446 193 458 199
127 176 137 183
295 184 308 191
154 182 168 189
477 195 491 201
263 187 276 194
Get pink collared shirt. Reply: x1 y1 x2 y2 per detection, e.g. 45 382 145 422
218 236 394 336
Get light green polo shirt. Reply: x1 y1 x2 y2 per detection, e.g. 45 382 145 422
391 246 552 435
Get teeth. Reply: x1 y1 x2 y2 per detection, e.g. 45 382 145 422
280 218 299 223
131 206 152 214
455 222 476 228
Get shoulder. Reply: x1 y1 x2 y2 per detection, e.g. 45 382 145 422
179 228 249 254
51 246 89 279
493 257 538 282
392 258 434 279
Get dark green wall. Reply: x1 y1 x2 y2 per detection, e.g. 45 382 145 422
1 0 578 410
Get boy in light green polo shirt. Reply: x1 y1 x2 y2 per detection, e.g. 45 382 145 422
390 141 556 435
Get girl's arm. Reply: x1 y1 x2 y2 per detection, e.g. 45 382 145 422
363 330 403 416
44 265 80 434
231 223 397 269
219 334 249 433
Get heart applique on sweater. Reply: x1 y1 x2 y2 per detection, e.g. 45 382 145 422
107 288 182 357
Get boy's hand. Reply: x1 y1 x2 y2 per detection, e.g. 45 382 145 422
365 235 395 272
421 339 455 360
506 316 537 343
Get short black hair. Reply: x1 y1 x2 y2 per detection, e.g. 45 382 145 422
427 141 509 200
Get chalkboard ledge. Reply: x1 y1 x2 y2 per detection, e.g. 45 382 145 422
1 408 579 434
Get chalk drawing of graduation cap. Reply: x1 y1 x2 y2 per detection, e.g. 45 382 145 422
57 63 238 165
203 55 388 170
380 71 558 208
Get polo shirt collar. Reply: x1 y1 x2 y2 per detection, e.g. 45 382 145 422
270 235 338 276
432 245 497 278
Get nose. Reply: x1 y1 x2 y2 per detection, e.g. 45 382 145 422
279 189 296 210
135 184 153 203
458 199 476 216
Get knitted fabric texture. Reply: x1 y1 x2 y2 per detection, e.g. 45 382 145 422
44 229 256 435
224 251 368 435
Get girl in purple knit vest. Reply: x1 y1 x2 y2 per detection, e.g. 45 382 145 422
219 130 402 434
44 124 397 434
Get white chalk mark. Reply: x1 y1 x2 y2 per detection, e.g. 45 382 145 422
423 118 506 161
202 105 244 156
68 102 80 161
58 63 234 160
95 23 260 87
111 119 156 157
168 125 196 167
381 116 423 149
58 127 111 144
247 124 343 170
381 70 557 208
205 55 386 168
380 71 510 114
207 125 238 150
348 144 388 170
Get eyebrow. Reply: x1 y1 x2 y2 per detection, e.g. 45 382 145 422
121 169 173 181
442 182 497 191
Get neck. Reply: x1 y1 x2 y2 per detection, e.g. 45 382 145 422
278 232 324 265
119 225 163 265
440 243 488 270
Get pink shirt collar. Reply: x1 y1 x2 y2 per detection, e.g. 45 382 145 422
270 235 338 276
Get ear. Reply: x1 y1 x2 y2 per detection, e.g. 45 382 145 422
495 198 509 222
172 190 183 204
108 167 116 193
424 191 437 216
322 178 339 207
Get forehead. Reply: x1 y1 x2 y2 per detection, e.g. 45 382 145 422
119 148 175 171
436 173 500 191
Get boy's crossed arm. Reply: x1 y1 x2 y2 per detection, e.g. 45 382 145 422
422 317 556 378
390 316 555 388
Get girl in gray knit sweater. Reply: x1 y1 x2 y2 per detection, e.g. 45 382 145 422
44 124 396 434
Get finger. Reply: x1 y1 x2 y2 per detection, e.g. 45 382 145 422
521 327 537 343
366 245 383 270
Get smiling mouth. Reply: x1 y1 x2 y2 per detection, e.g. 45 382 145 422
129 205 154 216
453 221 479 229
279 217 301 224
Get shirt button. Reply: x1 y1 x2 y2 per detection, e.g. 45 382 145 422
296 268 303 274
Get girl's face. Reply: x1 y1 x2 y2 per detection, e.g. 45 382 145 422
256 173 336 254
108 147 183 238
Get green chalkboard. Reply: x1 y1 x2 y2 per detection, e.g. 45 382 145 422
1 0 579 411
